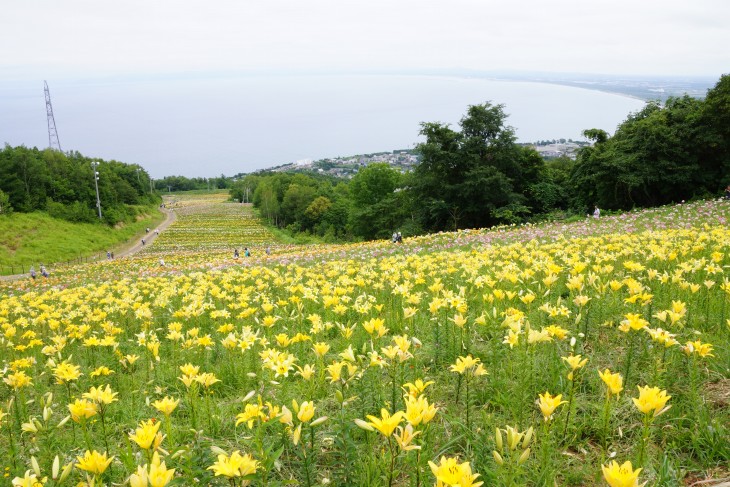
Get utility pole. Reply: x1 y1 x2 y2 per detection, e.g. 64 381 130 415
91 161 102 219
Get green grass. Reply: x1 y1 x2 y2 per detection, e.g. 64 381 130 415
0 206 164 274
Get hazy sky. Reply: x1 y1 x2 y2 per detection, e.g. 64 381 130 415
1 0 728 176
3 0 729 78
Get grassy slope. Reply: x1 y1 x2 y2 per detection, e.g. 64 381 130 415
0 206 164 272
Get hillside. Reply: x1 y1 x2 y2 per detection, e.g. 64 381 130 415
0 195 728 486
0 205 164 275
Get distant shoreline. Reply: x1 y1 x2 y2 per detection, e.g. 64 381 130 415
375 72 696 103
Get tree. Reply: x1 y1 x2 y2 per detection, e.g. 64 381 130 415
348 163 406 239
0 189 12 215
254 179 281 225
0 145 159 223
698 74 730 190
281 183 317 230
412 103 539 231
570 95 709 210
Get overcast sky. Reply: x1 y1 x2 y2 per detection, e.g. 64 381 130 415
3 0 730 78
1 0 728 176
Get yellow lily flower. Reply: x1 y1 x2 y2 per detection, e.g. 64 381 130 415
75 450 113 475
632 385 671 417
366 408 404 437
601 460 646 487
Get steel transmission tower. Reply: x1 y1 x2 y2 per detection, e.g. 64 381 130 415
44 81 62 151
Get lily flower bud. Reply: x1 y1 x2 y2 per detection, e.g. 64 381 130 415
518 448 531 465
492 450 504 465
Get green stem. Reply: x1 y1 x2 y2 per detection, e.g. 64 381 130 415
391 365 398 414
303 441 312 487
189 388 197 430
100 406 110 454
638 414 652 466
654 346 666 386
387 436 397 487
602 394 611 453
465 374 471 433
463 324 469 354
310 423 315 452
205 392 214 433
6 418 17 469
562 377 577 439
505 464 513 487
689 356 700 423
82 421 93 451
434 319 440 364
165 415 173 448
540 420 553 484
65 383 76 441
623 331 637 388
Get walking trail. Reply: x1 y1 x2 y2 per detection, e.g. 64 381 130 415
114 207 176 259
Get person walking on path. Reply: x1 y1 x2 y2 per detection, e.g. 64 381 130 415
30 266 36 279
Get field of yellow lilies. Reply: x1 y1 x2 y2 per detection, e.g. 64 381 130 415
1 194 729 486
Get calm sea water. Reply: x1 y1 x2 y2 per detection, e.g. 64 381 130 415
0 75 646 177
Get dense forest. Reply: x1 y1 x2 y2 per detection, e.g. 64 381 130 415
0 146 159 225
231 74 730 241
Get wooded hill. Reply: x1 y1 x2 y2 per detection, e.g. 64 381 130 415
0 146 159 225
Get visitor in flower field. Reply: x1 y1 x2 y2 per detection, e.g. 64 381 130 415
40 264 48 277
234 248 239 258
725 185 730 200
141 238 146 246
594 206 601 218
29 266 36 279
244 247 250 257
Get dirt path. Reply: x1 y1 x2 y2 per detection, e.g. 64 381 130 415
113 207 176 259
0 207 176 282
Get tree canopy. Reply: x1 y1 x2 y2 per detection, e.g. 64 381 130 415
411 103 544 230
569 75 730 210
0 145 158 224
